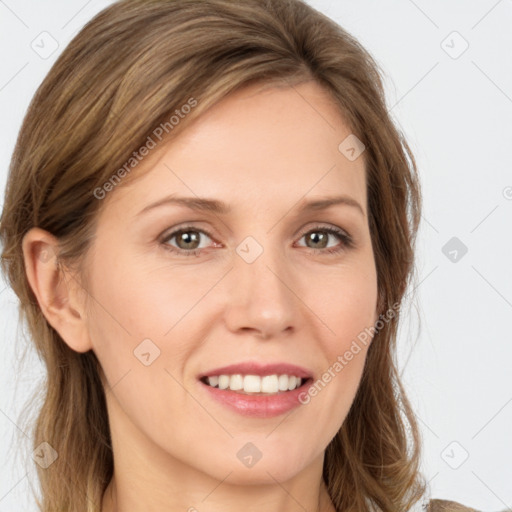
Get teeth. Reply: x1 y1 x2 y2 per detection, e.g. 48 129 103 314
244 375 261 393
278 374 289 391
205 374 304 394
261 375 278 393
229 374 243 391
208 375 219 387
218 375 230 389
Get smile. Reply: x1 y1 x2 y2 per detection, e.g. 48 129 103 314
201 374 304 394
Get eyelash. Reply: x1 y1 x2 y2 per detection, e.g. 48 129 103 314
160 224 354 257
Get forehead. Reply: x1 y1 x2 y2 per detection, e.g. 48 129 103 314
101 80 367 218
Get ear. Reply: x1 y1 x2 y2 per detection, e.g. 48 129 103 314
21 227 93 353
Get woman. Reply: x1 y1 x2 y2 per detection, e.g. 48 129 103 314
0 0 481 511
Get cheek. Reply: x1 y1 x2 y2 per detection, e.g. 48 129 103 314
87 243 205 342
84 254 200 446
309 258 378 352
85 246 223 408
299 257 377 420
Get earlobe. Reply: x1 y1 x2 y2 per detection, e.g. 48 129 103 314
21 227 93 353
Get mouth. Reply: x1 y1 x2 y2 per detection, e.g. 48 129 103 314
196 362 314 418
199 374 311 395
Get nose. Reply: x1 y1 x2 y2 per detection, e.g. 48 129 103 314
223 245 298 340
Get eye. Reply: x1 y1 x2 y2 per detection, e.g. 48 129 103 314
160 224 354 257
296 225 353 255
161 226 217 257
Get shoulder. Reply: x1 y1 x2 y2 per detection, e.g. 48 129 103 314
426 499 480 512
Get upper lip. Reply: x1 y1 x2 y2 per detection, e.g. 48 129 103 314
198 361 313 380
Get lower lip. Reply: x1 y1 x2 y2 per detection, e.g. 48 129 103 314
199 379 313 418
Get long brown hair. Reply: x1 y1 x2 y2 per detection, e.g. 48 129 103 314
0 0 426 510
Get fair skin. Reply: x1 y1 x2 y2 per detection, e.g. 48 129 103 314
22 80 378 511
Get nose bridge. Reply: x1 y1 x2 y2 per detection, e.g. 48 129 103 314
224 233 297 338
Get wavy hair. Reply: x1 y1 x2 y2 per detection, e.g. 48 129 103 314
0 0 426 510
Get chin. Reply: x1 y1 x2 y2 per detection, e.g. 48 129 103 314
223 463 307 486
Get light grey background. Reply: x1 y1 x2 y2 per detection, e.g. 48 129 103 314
1 1 511 511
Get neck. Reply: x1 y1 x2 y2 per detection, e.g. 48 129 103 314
101 473 336 512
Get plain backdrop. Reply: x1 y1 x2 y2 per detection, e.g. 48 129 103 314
1 1 511 511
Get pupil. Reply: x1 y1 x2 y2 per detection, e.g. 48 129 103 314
309 232 327 248
179 231 199 249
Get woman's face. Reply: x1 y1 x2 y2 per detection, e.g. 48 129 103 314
80 80 378 487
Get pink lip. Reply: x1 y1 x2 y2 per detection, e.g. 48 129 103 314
197 361 314 418
197 361 313 380
199 378 313 418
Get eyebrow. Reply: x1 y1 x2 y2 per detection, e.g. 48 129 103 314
136 194 365 217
